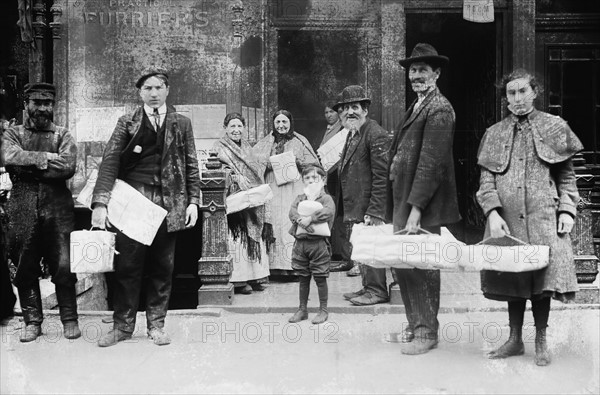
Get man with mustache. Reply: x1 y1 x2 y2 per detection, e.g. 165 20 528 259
2 83 80 342
91 68 200 347
335 85 391 306
387 44 460 354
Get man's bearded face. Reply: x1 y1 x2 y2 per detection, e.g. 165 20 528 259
340 102 368 132
27 99 54 129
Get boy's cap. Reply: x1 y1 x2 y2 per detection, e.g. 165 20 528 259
136 67 169 88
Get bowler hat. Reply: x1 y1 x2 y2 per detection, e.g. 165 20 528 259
399 43 449 68
333 85 371 111
24 82 56 100
135 67 169 89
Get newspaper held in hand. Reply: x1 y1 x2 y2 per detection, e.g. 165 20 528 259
269 151 300 185
226 184 273 214
77 170 167 245
296 200 331 237
70 229 116 273
317 128 349 172
350 224 462 270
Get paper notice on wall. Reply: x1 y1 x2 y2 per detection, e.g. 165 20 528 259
463 0 494 23
317 128 349 172
75 107 125 142
77 170 167 246
176 104 227 140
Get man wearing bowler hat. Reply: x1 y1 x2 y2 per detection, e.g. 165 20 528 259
91 68 200 347
334 85 391 306
2 82 81 342
387 43 460 354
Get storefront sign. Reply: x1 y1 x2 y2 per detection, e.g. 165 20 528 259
463 0 494 23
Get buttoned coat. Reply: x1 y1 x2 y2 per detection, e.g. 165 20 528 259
337 118 390 223
92 105 200 232
386 88 460 228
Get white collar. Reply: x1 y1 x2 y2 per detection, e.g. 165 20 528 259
144 103 167 117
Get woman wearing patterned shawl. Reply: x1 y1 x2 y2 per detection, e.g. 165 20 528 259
253 110 320 276
213 113 270 294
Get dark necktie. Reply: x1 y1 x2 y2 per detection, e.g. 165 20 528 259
342 130 359 165
152 108 160 131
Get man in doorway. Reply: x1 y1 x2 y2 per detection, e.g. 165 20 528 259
387 43 460 354
320 101 343 147
318 100 351 272
92 68 200 347
2 83 80 342
335 85 390 305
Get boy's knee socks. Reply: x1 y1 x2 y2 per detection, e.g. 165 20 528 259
314 277 328 311
299 275 311 310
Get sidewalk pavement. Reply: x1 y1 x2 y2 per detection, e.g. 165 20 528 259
1 308 599 394
204 269 598 314
24 269 600 315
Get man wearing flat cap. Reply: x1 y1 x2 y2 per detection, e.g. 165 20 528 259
91 68 200 347
387 43 460 354
334 85 391 306
2 82 81 342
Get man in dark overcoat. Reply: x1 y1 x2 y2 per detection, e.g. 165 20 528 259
92 69 200 347
335 85 391 305
3 83 80 342
387 44 461 354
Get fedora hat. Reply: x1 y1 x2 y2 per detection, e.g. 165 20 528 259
333 85 371 111
399 43 449 68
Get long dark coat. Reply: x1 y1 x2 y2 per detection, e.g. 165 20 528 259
337 118 390 223
92 105 200 232
476 110 583 301
386 88 460 229
3 119 77 287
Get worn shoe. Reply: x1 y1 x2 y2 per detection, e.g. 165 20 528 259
63 321 82 340
311 310 329 325
346 263 361 277
98 329 132 347
235 284 253 295
330 261 354 272
534 328 551 366
147 327 171 346
343 288 366 301
249 283 266 292
288 309 308 323
488 325 524 359
400 337 438 355
350 293 390 306
20 324 42 343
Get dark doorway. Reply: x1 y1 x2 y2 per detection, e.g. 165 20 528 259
277 29 363 149
406 12 499 242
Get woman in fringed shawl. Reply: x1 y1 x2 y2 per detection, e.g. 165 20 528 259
213 113 271 294
253 110 320 277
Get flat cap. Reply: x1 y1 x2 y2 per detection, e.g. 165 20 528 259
24 82 56 100
136 67 169 89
